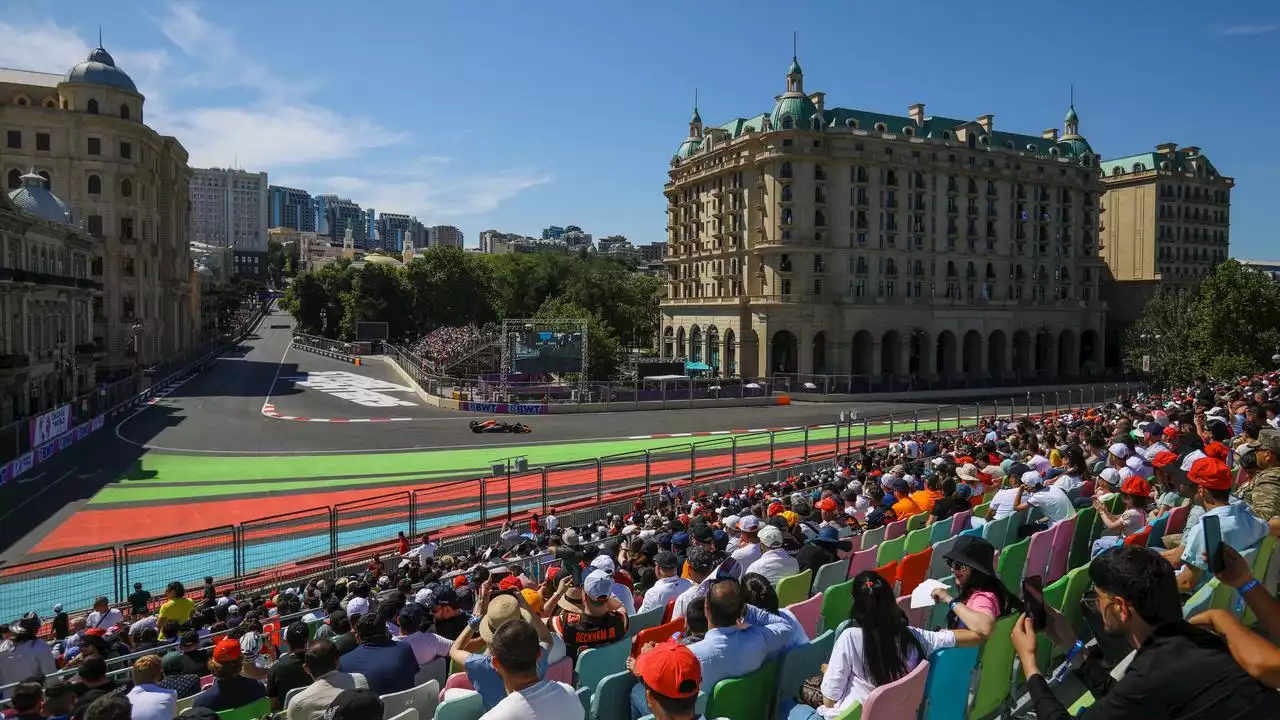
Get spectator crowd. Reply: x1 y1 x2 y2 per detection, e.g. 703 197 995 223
408 325 497 373
5 371 1280 719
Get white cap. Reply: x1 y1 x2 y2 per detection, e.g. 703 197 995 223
1108 443 1130 459
583 570 614 600
1180 449 1208 473
1099 467 1122 487
1021 470 1045 488
414 588 435 605
723 515 741 531
589 555 616 574
1125 455 1145 472
738 515 762 533
622 524 639 536
758 525 784 548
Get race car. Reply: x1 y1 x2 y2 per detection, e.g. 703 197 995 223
470 419 532 434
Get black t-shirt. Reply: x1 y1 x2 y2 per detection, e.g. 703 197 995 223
551 610 628 659
332 633 359 655
431 613 468 641
266 651 312 707
128 590 152 615
930 496 968 522
162 649 208 677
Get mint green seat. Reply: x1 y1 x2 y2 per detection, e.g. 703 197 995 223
968 615 1019 720
904 526 932 556
996 538 1031 596
820 580 854 633
434 691 484 720
705 660 777 720
812 557 851 595
775 569 813 609
771 630 836 719
876 535 906 566
589 670 636 720
215 698 270 720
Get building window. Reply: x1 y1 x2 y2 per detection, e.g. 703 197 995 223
780 162 792 179
87 137 101 155
87 174 101 195
122 296 135 319
6 130 19 149
87 99 98 114
120 141 132 159
781 116 793 129
36 132 49 151
86 214 102 236
121 178 132 197
6 168 19 189
120 104 130 120
120 217 134 239
124 258 135 277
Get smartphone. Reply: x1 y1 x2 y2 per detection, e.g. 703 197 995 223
1203 514 1225 574
1022 576 1048 631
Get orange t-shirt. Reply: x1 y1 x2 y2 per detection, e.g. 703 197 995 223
892 495 923 518
910 489 943 512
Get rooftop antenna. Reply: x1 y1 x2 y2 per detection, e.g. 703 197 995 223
694 88 698 110
793 30 798 59
1070 82 1075 108
98 25 103 48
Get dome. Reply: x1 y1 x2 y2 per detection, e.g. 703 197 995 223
7 171 72 224
363 251 402 267
674 137 702 160
1057 137 1093 157
65 47 138 93
771 94 819 130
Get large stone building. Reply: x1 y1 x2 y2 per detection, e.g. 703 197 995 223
0 46 196 378
660 57 1110 384
191 167 268 252
1098 145 1232 288
1 172 100 424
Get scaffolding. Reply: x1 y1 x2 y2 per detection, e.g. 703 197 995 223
499 319 589 399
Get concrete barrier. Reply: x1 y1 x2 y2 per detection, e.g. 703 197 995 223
292 343 363 365
788 381 1123 404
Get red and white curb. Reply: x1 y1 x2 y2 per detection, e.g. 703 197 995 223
629 425 812 440
261 402 414 423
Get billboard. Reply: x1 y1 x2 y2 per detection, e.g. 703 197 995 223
355 322 389 341
513 329 584 374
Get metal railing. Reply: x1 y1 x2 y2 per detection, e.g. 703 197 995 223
0 383 1136 624
291 332 365 356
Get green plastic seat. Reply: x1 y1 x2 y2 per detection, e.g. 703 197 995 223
574 637 631 704
589 670 636 720
820 579 855 633
906 512 927 533
434 691 484 720
968 615 1019 720
972 502 991 519
705 660 776 720
876 535 906 566
775 569 813 609
996 537 1031 596
626 605 666 639
771 630 836 719
928 519 953 546
215 698 270 720
904 526 932 556
1068 507 1098 571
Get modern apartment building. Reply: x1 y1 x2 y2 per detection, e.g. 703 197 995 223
317 195 367 248
1098 145 1232 289
0 46 197 376
267 185 315 232
375 212 415 252
661 56 1110 382
191 167 269 252
428 224 463 248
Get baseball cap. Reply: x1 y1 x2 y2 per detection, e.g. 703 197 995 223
433 587 461 608
497 576 523 593
722 515 741 531
1108 443 1130 459
686 546 719 575
654 551 680 571
758 525 784 548
1120 476 1151 497
1151 451 1179 468
738 516 761 533
690 523 715 544
589 555 617 574
1188 457 1232 491
397 603 426 627
582 570 614 601
635 640 702 699
1020 471 1044 488
212 637 242 663
179 630 200 648
324 689 384 720
815 497 838 512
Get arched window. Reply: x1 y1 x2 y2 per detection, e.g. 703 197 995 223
87 98 98 114
121 178 132 198
946 261 957 277
87 174 102 195
15 96 28 106
781 185 792 202
119 104 130 120
781 208 793 225
815 210 826 227
781 116 794 129
780 162 792 179
6 169 19 190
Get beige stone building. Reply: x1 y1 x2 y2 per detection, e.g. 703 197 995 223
661 58 1110 386
0 46 196 379
0 172 100 423
1098 145 1232 288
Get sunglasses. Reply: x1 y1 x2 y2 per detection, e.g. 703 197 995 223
946 560 969 572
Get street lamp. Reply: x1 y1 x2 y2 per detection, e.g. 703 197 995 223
491 456 529 521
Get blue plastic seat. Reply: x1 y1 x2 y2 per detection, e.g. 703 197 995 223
921 646 979 720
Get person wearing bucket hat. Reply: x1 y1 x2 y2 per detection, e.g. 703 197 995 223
441 580 555 711
481 616 583 720
796 526 852 574
1240 428 1280 523
1172 457 1270 594
931 536 1017 639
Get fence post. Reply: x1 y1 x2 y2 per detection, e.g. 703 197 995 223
888 412 895 438
731 438 737 475
689 444 697 486
862 419 869 450
913 410 919 433
541 468 549 514
643 451 652 500
935 407 941 432
1025 392 1032 419
596 458 604 502
1040 393 1046 418
479 478 488 527
113 548 122 604
408 492 417 537
233 526 242 579
769 431 776 468
329 507 339 575
803 427 810 462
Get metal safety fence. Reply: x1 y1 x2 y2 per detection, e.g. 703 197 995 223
0 382 1138 624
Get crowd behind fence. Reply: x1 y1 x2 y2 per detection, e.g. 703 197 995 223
0 382 1136 625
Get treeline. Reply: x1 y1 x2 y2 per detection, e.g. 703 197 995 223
281 247 662 378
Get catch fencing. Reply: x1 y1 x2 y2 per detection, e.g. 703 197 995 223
0 383 1137 623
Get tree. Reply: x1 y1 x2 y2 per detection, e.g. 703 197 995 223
1123 288 1197 389
339 263 410 340
404 247 500 331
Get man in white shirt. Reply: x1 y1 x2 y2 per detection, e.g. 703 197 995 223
86 596 123 631
415 534 438 566
1014 471 1076 525
392 603 451 665
544 511 559 533
729 516 763 567
287 639 369 720
744 526 798 586
125 655 176 720
639 552 694 613
479 617 583 720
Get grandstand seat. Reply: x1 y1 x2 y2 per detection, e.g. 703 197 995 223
820 580 855 633
841 658 929 720
925 576 958 630
1123 526 1153 547
958 527 983 538
386 710 416 720
704 660 777 720
860 525 886 551
785 593 824 638
847 547 879 581
574 637 631 704
927 535 962 582
906 512 927 533
903 526 932 556
968 615 1019 720
626 605 666 639
949 510 973 537
1145 514 1169 548
981 514 1017 551
1046 515 1075 583
1069 507 1100 570
433 691 483 720
896 595 929 628
875 535 906 566
896 548 932 596
661 599 676 624
438 672 472 703
1165 504 1191 535
545 656 573 684
575 686 591 716
200 675 214 690
176 695 197 715
632 618 685 658
928 518 953 546
772 630 836 719
873 561 899 591
380 679 439 720
995 537 1031 596
884 518 908 541
590 670 636 720
1182 579 1218 619
921 646 979 720
1023 525 1055 582
813 557 852 595
415 656 448 689
776 569 813 608
215 697 270 720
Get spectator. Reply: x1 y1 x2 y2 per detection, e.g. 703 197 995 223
729 516 763 567
795 527 852 576
639 552 694 613
325 611 357 655
632 641 702 720
588 556 636 614
930 536 1017 637
669 547 722 627
909 475 943 513
798 571 982 717
1241 429 1280 522
740 573 809 651
744 525 799 586
478 618 582 719
44 679 77 720
267 623 314 711
162 631 208 677
322 688 382 720
889 479 923 518
193 637 267 711
86 598 123 633
392 602 451 665
338 612 417 696
1013 545 1280 718
83 694 132 720
8 681 44 720
1091 477 1153 556
201 578 217 609
0 612 56 690
427 588 470 640
126 655 177 720
547 571 628 660
1013 470 1076 538
446 587 554 711
926 479 971 526
984 471 1021 522
74 656 122 714
1174 457 1269 593
52 604 71 640
128 583 152 618
286 640 368 720
157 583 196 638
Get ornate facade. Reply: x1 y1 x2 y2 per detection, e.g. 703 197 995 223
0 46 196 377
661 58 1111 384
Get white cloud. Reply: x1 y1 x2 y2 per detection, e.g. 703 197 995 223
0 21 90 72
1217 24 1279 35
288 165 554 220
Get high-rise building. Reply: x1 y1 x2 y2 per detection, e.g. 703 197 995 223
268 185 315 232
317 196 367 247
0 45 197 376
428 225 464 248
376 213 415 252
1098 145 1232 289
661 56 1110 381
191 167 269 252
314 194 330 235
364 208 376 248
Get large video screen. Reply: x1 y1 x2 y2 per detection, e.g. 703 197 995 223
513 329 585 374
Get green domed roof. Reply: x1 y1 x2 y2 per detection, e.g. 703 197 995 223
1057 137 1093 157
674 137 702 160
771 94 819 129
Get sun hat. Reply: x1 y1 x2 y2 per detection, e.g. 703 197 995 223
477 594 534 644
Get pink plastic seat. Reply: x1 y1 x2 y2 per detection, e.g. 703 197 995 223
884 518 908 541
949 510 973 537
860 658 930 719
1024 523 1055 582
847 546 878 581
896 595 929 629
1165 504 1191 535
544 656 573 684
785 592 824 638
438 672 473 703
1046 516 1076 583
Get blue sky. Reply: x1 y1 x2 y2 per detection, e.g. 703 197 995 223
2 1 1276 256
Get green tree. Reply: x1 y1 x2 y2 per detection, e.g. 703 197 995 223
1123 288 1197 388
535 295 620 380
282 271 328 334
339 263 411 340
404 247 500 332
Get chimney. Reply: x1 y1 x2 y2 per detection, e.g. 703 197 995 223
1179 146 1201 157
908 103 926 126
1155 142 1177 158
809 92 825 116
1041 128 1059 141
976 114 994 133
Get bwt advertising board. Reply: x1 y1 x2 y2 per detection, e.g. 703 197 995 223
462 402 548 415
513 330 584 374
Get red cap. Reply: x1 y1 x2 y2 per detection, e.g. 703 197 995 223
453 575 469 589
498 575 522 592
634 640 701 699
1163 426 1179 439
83 628 106 637
816 498 837 512
546 566 562 584
1120 476 1151 497
1204 442 1230 461
1151 450 1179 468
212 637 242 663
1188 457 1232 491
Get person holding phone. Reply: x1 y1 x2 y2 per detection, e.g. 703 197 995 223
1189 544 1280 689
1173 458 1269 593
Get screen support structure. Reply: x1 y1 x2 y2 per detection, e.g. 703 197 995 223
499 318 589 400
